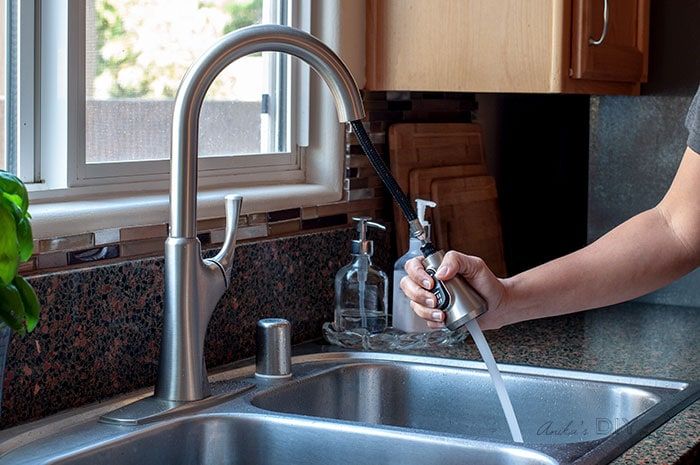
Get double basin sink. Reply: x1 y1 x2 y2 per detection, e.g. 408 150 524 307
0 351 697 464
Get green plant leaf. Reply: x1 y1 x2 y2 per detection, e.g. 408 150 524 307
13 276 39 332
16 217 34 262
0 171 29 215
0 171 38 335
2 195 22 222
0 205 19 286
0 283 26 334
0 301 23 333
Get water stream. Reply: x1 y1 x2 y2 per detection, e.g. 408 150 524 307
465 319 524 443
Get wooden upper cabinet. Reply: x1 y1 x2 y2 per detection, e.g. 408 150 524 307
365 0 650 95
571 0 649 83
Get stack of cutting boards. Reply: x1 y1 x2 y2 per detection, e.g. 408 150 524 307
389 123 507 277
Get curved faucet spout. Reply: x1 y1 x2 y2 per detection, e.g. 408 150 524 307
170 24 364 239
157 25 365 402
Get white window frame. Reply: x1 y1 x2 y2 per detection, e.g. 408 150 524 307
19 0 363 240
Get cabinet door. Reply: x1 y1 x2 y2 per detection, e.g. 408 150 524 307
571 0 649 82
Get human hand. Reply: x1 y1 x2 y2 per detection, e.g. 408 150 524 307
399 251 509 330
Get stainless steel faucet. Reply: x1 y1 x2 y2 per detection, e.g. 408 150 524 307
155 24 365 402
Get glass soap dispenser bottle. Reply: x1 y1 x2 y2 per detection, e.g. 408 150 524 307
393 199 437 332
334 217 389 333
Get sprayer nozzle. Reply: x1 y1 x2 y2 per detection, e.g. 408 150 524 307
408 218 427 242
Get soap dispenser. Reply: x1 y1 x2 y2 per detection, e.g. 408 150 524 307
393 199 437 332
334 216 389 333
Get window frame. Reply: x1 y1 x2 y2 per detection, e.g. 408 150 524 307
4 0 38 181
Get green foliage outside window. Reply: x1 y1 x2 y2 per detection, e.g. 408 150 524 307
94 0 264 99
224 0 263 34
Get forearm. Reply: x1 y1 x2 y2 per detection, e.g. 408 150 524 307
500 206 699 325
404 150 700 331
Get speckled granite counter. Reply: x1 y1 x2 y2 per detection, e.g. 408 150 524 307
394 301 699 464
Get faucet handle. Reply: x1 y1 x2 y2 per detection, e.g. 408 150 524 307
224 194 243 227
211 194 243 285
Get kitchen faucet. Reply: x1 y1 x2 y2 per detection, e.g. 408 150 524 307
156 24 364 403
101 23 483 426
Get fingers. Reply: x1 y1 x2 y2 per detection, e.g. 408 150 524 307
409 300 444 324
436 252 506 320
403 278 446 328
402 250 505 331
399 276 436 308
405 257 433 290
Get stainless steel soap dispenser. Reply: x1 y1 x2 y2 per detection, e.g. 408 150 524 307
334 217 389 333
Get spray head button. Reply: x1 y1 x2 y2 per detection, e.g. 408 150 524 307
416 199 437 225
414 199 437 241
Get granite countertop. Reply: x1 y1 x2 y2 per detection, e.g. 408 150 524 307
396 300 699 465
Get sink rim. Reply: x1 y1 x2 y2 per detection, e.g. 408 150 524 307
284 351 694 390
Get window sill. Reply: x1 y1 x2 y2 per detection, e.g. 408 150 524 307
29 183 342 240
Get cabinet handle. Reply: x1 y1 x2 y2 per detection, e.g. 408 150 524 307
589 0 609 46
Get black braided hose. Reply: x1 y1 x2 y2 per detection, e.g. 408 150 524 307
350 120 440 257
350 120 417 223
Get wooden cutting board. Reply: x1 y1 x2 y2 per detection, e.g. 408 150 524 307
430 176 507 277
408 164 488 243
389 123 486 253
409 164 488 202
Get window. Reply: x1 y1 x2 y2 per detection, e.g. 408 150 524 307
12 0 307 194
80 0 296 184
10 0 357 238
85 0 283 162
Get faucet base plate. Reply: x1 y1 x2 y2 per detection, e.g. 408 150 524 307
99 379 254 426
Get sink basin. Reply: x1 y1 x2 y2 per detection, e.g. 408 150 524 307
0 351 697 465
18 415 554 465
251 362 663 444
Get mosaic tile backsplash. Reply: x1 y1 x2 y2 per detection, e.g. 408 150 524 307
1 227 393 429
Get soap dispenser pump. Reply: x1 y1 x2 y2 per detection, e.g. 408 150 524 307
393 199 437 332
334 216 389 333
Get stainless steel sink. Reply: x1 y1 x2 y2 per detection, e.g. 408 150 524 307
252 361 664 444
18 415 555 465
0 351 697 465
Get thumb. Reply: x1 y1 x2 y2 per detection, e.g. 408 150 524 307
435 251 486 281
434 250 467 280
